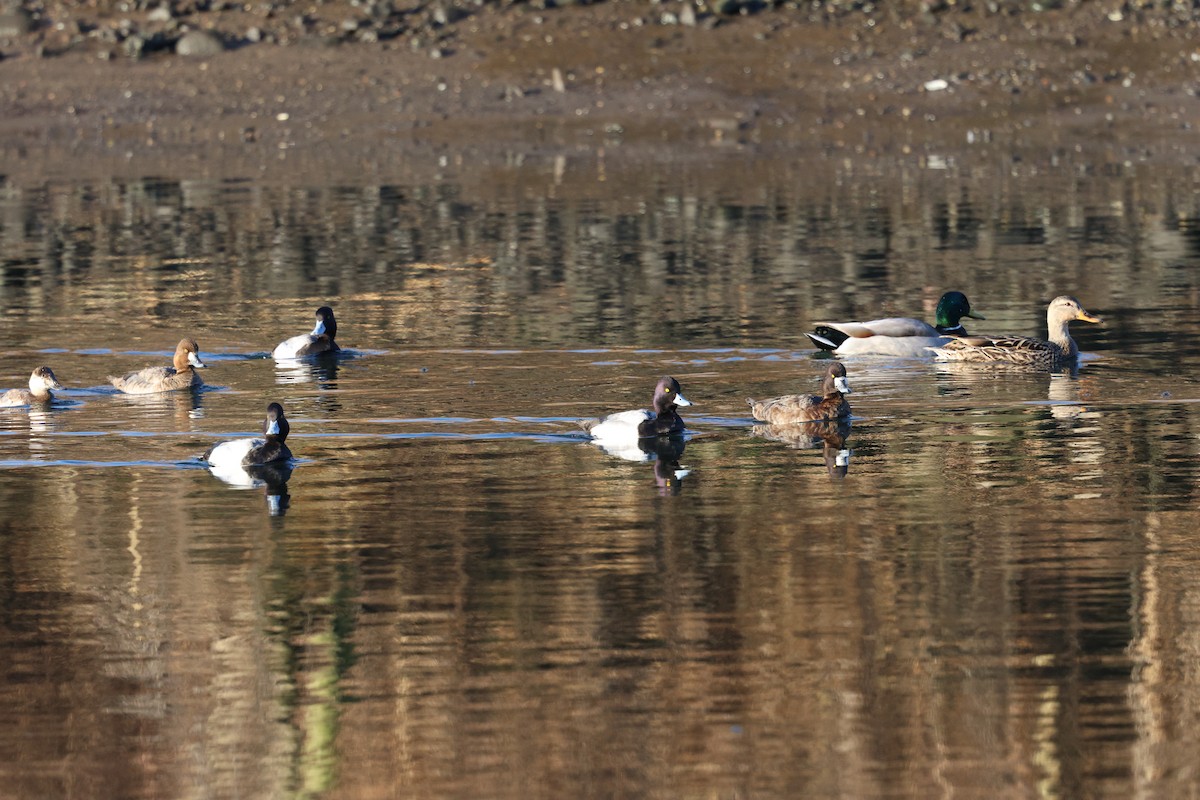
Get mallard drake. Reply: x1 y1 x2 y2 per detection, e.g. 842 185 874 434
747 362 852 424
581 376 692 441
926 296 1102 367
806 291 984 357
0 366 64 407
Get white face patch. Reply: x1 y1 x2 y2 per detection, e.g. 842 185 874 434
312 320 326 336
266 419 281 435
673 393 693 407
834 376 851 394
188 351 207 369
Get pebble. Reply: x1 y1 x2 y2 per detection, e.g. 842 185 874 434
176 29 225 56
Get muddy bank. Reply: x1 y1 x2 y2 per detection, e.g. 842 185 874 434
1 1 1198 183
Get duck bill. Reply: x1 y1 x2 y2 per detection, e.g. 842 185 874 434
266 419 281 436
673 393 693 407
834 376 851 394
311 320 327 336
188 351 208 369
1077 310 1103 324
966 310 986 320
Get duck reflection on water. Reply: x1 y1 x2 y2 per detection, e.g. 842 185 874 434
274 352 341 389
751 419 853 479
589 434 691 495
206 459 294 516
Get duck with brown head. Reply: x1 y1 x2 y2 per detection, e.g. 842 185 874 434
109 339 206 394
747 362 852 424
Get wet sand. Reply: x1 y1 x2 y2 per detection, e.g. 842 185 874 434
2 1 1198 182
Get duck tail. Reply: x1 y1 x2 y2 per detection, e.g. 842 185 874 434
578 417 601 432
806 326 848 351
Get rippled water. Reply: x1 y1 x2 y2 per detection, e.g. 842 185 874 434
3 150 1200 799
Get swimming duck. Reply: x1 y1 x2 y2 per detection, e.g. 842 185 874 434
806 291 984 357
581 376 693 441
111 339 206 394
273 306 339 359
747 362 852 424
203 402 293 467
0 366 64 407
926 296 1102 367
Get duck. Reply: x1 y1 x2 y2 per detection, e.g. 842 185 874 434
110 338 206 394
747 362 852 424
273 306 339 359
806 291 984 357
203 402 293 467
926 296 1102 367
0 366 64 407
581 376 693 441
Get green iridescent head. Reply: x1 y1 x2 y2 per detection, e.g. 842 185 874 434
934 291 984 330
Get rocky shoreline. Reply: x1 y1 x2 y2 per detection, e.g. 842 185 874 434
2 0 1198 181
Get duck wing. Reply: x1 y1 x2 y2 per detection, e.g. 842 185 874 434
816 316 939 339
929 334 1057 364
747 394 818 424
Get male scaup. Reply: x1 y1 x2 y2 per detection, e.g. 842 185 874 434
581 376 693 441
110 338 206 394
0 366 64 407
203 402 293 467
273 306 339 359
747 362 852 424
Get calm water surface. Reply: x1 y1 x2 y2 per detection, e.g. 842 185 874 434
3 150 1200 799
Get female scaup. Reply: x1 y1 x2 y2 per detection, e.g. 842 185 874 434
581 376 693 441
110 338 206 394
0 366 64 407
203 402 293 467
747 361 852 424
273 306 339 359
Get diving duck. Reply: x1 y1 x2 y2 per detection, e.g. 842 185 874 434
0 366 64 407
747 362 852 424
110 339 206 394
582 376 692 441
203 402 293 466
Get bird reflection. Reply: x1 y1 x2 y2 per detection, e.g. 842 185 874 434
646 437 689 495
206 460 294 516
116 387 205 423
1048 372 1100 422
591 435 690 495
751 419 852 479
274 354 340 389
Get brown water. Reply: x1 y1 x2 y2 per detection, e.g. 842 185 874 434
3 150 1200 799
